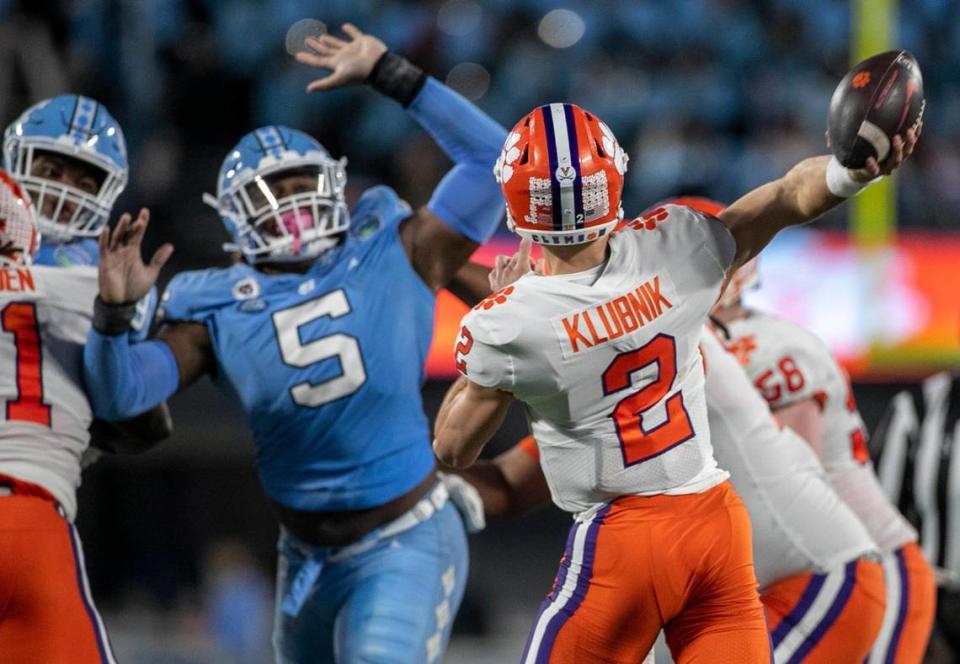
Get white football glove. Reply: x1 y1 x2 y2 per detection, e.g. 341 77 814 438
438 472 486 534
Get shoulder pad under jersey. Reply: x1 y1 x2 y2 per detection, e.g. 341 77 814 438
462 285 525 347
156 264 254 324
349 185 413 241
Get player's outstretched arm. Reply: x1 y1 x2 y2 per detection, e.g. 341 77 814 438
84 210 206 420
719 126 919 269
448 262 494 308
297 24 507 292
434 376 513 468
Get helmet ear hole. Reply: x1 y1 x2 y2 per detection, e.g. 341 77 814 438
519 144 530 165
594 139 606 158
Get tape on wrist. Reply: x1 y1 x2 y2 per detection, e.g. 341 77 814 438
92 296 138 335
825 156 872 198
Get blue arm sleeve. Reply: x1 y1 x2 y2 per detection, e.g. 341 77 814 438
407 77 507 243
83 331 180 421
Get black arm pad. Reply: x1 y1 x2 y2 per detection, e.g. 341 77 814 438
367 51 427 107
92 296 138 336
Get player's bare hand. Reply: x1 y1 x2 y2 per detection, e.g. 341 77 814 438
296 24 387 92
489 237 534 291
97 208 173 304
849 123 922 182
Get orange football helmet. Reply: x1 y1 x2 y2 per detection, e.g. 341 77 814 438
495 103 628 245
662 196 758 308
0 169 38 266
716 256 759 308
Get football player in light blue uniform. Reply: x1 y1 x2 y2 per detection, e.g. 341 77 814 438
3 95 168 455
83 25 505 663
3 94 155 338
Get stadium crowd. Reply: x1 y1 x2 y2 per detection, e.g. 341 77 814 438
4 0 960 272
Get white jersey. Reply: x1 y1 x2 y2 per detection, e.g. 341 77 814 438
457 205 735 514
700 329 877 588
0 265 99 519
727 311 917 552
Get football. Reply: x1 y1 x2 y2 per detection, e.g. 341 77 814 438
827 49 925 168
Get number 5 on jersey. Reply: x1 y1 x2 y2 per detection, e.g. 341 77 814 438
602 334 695 466
272 290 367 407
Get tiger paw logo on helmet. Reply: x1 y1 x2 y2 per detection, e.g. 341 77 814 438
598 121 628 175
498 104 627 246
494 132 522 184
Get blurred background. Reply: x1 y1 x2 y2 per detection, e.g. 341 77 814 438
4 0 959 661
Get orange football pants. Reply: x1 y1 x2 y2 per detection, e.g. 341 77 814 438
0 474 116 663
763 557 886 663
520 481 771 664
865 541 937 664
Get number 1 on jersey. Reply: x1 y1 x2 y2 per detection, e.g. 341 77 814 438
602 334 695 466
2 302 51 427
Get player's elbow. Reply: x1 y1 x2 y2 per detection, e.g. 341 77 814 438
89 394 121 421
433 436 477 469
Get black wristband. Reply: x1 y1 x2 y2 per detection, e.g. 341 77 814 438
92 296 137 336
367 51 427 107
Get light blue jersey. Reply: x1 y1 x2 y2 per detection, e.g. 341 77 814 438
157 186 436 511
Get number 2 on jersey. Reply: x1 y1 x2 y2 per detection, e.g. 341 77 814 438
602 334 695 466
272 289 367 407
1 302 51 427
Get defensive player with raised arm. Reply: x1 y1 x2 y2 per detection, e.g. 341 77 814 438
714 258 936 664
434 101 917 662
82 25 506 664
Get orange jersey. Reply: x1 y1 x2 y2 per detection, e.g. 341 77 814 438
727 311 917 553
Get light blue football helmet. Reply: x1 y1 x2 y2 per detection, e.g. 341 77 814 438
205 126 348 263
3 95 128 243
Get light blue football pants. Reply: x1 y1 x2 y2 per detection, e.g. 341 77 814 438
272 495 468 663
